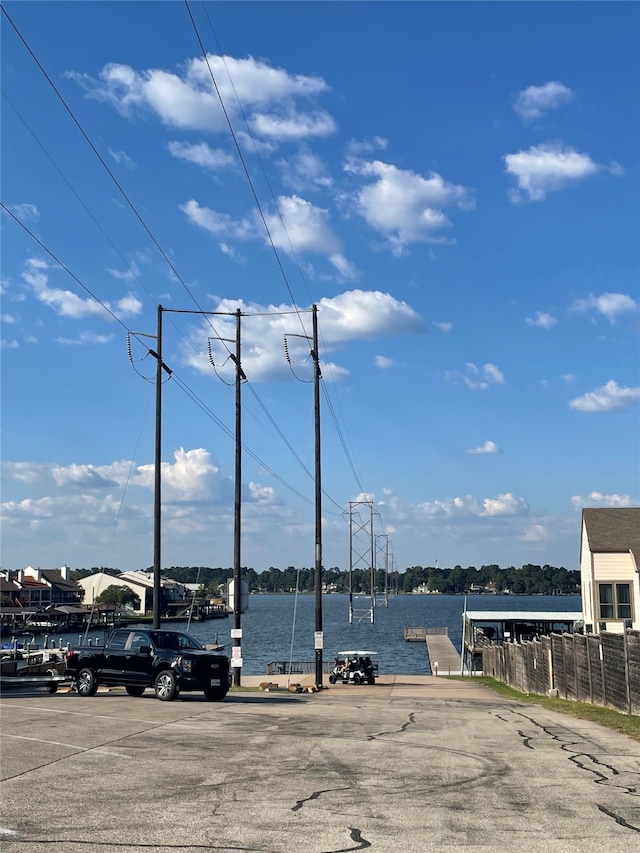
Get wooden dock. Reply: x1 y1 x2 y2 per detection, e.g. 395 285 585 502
405 626 461 674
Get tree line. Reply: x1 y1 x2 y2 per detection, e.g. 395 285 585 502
71 563 580 597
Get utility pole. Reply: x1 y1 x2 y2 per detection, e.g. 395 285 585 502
312 305 323 689
148 305 172 628
203 308 247 685
283 305 323 688
232 309 244 686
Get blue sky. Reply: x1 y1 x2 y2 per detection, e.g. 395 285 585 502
1 1 638 575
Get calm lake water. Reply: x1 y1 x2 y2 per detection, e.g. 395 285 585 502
51 593 581 675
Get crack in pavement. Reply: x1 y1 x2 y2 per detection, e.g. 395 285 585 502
598 805 640 833
292 786 351 812
322 827 372 852
366 711 416 741
493 708 640 832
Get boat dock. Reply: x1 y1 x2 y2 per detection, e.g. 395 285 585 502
404 626 462 675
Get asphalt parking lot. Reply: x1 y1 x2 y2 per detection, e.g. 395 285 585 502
1 676 639 852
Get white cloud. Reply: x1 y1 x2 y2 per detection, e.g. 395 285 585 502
481 493 530 517
411 491 528 519
521 524 549 542
56 331 114 345
115 294 143 318
181 290 425 382
8 203 40 222
467 441 502 455
1 313 17 324
179 199 254 240
69 55 332 143
504 143 601 202
108 148 136 169
1 339 19 349
526 311 557 329
433 321 452 333
168 141 235 171
247 482 281 505
373 355 399 369
513 81 573 122
570 292 638 324
135 447 225 501
569 380 640 412
107 261 141 283
445 362 504 390
571 492 635 509
21 258 142 320
181 194 358 281
561 374 575 383
344 159 474 254
261 194 342 257
345 137 388 157
277 148 333 192
251 110 336 140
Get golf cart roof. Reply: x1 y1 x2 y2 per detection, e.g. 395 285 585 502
337 650 377 656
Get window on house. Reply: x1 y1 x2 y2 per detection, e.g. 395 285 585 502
598 583 633 620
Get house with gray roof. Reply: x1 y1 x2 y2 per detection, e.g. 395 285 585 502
580 507 640 633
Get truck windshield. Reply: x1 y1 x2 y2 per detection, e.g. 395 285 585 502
150 631 203 651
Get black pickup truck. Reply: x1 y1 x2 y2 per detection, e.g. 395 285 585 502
65 627 231 701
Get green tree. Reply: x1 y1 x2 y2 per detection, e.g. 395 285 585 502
95 585 140 609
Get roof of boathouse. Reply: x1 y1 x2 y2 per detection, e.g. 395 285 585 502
464 611 582 623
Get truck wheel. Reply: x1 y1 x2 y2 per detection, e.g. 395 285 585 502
203 686 228 701
77 668 98 697
125 686 145 697
154 670 179 701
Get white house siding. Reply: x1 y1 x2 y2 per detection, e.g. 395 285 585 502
592 553 635 580
77 573 146 615
591 553 639 632
580 521 594 625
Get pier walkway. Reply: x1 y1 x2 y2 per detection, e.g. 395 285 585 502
425 633 462 674
404 625 462 674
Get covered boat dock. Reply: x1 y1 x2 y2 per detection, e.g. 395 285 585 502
462 609 583 672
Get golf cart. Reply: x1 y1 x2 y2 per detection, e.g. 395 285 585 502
328 650 378 685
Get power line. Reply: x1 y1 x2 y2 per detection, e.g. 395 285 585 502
187 1 368 509
1 206 343 513
2 6 346 513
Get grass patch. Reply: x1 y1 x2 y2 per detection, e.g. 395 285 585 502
448 676 640 742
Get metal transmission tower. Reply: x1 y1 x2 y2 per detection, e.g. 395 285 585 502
349 500 375 624
375 534 390 608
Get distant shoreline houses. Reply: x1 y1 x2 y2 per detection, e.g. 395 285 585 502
0 566 226 633
2 507 638 635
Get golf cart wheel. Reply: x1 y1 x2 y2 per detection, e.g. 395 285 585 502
328 674 336 684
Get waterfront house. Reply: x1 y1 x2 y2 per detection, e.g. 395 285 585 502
580 507 640 633
77 570 149 615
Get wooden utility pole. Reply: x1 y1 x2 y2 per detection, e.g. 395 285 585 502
312 305 323 689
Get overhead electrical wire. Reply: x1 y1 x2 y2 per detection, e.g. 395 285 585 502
4 5 370 538
195 1 365 494
187 1 368 512
1 205 338 512
1 6 348 512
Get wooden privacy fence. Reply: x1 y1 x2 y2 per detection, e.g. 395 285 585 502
482 630 640 716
